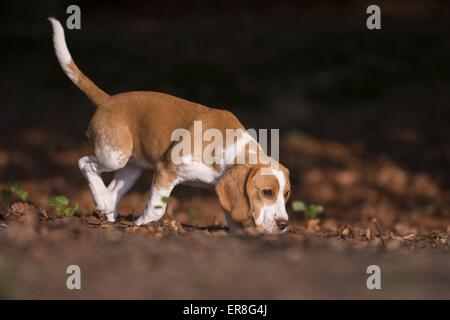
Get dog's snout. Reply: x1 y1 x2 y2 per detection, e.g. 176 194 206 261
276 219 289 230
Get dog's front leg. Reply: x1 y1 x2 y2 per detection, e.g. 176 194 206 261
224 211 245 234
135 172 179 226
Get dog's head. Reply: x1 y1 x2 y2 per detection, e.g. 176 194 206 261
215 163 291 233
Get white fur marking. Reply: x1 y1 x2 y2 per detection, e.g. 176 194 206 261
96 146 129 171
135 184 176 226
221 131 266 168
107 164 143 219
48 17 78 83
178 155 221 185
254 168 288 233
271 168 289 221
78 149 131 222
78 156 113 218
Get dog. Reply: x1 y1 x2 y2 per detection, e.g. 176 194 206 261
48 18 291 233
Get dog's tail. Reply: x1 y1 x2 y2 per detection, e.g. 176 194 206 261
48 17 109 106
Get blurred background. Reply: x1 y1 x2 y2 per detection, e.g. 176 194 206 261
0 0 449 299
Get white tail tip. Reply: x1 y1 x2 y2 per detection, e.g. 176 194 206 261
48 17 77 82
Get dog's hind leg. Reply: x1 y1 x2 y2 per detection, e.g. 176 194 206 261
78 136 132 222
107 162 143 220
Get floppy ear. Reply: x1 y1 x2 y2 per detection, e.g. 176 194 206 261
215 165 253 224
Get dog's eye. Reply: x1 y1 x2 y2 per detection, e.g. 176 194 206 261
284 190 290 198
262 188 273 197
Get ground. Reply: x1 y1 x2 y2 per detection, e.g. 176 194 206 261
0 131 449 299
1 1 449 299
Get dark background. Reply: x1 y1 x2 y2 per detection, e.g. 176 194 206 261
0 1 449 299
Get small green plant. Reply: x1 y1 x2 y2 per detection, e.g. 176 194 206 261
48 195 78 217
9 182 28 201
291 200 306 212
291 200 324 219
307 204 324 219
1 182 28 202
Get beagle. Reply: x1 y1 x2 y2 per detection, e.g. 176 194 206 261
48 18 291 233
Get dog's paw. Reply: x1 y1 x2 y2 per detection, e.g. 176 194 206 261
93 190 114 213
105 212 116 223
134 215 153 226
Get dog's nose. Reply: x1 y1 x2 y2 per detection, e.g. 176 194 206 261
276 219 289 230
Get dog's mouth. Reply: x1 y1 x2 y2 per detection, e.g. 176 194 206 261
259 216 289 234
263 218 276 232
251 214 276 233
250 210 289 234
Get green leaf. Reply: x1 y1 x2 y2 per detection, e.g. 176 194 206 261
306 204 324 219
48 196 78 217
10 182 21 193
291 200 306 213
154 205 163 209
10 182 28 201
50 196 69 206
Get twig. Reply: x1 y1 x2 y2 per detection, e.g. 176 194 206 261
372 218 386 249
